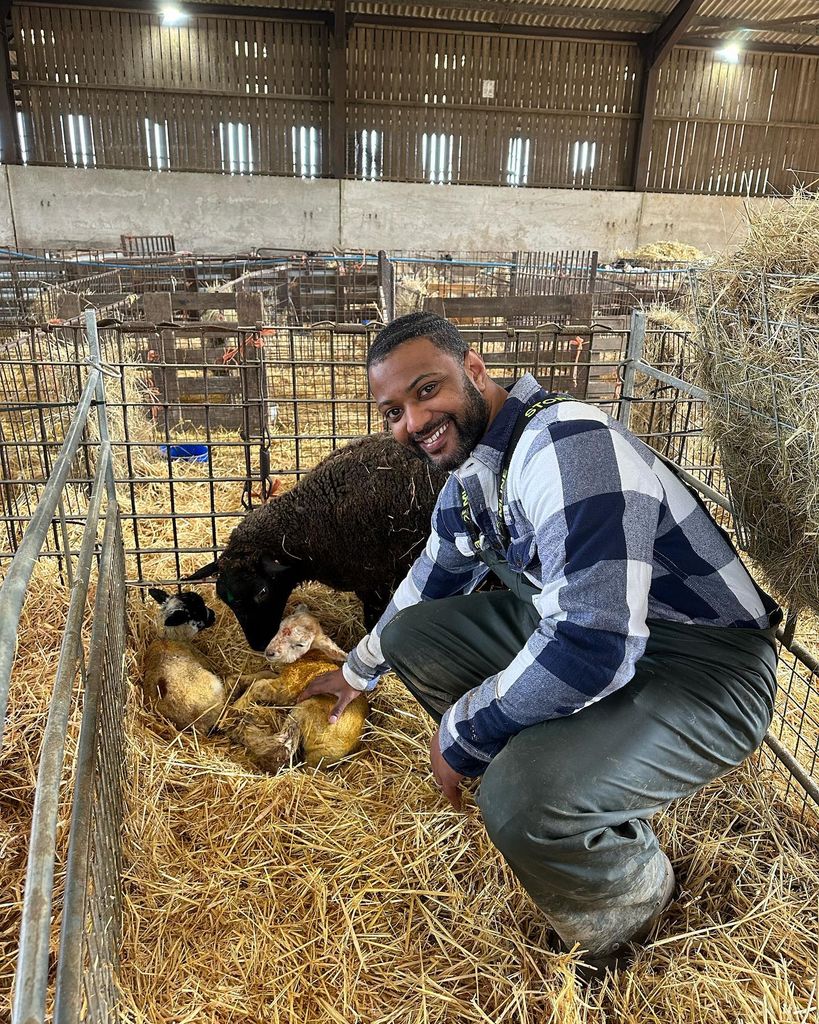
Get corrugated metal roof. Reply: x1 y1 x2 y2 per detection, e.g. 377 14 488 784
190 0 819 48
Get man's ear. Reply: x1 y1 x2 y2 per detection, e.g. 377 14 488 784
464 348 488 390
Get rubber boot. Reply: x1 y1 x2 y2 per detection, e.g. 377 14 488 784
548 851 676 977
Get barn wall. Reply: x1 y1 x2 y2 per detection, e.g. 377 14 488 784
1 165 780 256
9 4 818 197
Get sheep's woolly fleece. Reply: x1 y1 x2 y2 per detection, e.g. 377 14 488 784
1 564 817 1024
215 433 448 587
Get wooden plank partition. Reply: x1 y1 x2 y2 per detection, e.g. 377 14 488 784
13 6 330 175
9 5 819 196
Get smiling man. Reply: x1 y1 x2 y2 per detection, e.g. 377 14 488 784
298 311 781 975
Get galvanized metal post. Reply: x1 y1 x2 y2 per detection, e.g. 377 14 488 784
618 309 646 430
84 308 117 503
11 447 111 1024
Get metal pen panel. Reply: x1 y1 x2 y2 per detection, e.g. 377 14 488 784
10 444 112 1024
54 504 126 1024
0 369 100 746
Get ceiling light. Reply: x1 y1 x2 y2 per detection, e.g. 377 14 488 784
161 5 186 25
716 43 741 63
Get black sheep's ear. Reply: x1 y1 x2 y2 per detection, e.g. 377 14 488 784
185 561 219 582
260 554 285 576
205 609 216 628
148 587 170 605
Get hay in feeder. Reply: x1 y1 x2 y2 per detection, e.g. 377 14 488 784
628 305 701 452
693 195 819 614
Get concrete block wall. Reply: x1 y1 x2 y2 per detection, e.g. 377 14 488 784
0 165 775 257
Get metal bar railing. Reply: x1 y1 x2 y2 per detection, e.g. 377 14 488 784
0 369 99 746
85 308 118 503
54 504 125 1024
10 444 112 1024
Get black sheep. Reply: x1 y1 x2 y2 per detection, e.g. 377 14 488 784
189 435 448 651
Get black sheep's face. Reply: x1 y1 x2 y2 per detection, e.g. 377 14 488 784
215 559 298 652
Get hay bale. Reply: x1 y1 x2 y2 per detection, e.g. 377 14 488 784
618 242 706 263
693 194 819 613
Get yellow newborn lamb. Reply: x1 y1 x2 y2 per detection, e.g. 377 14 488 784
227 605 368 770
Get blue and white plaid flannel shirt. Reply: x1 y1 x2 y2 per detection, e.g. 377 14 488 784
342 374 780 776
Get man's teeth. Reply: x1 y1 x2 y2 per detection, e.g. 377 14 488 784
421 423 448 447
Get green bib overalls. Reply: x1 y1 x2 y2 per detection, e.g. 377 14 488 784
380 397 778 958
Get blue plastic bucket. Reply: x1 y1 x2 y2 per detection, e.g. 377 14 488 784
159 443 209 463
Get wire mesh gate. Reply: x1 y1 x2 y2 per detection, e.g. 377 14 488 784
0 312 127 1024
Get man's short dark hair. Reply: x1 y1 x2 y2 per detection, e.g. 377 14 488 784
367 312 468 370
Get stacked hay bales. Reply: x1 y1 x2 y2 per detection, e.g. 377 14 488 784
693 195 819 613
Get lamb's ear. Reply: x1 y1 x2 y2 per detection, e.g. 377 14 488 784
185 561 219 582
293 603 310 613
148 587 170 606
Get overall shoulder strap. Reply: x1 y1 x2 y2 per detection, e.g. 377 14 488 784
495 392 573 543
459 390 573 547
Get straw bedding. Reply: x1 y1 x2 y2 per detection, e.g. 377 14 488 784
693 195 819 614
2 560 818 1022
1 350 818 1022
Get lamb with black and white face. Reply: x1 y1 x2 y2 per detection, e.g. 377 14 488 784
149 587 216 641
142 588 225 735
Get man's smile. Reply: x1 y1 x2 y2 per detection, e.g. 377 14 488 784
416 419 451 453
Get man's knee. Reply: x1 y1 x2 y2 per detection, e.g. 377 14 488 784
380 604 434 666
478 736 580 852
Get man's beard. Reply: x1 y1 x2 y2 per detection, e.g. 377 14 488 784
408 376 490 472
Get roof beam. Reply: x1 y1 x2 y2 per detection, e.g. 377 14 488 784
642 0 705 67
633 0 705 190
683 35 819 55
349 13 641 43
18 0 333 23
696 13 819 32
363 0 662 23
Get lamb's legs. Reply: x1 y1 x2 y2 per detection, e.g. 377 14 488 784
226 709 301 772
231 674 289 712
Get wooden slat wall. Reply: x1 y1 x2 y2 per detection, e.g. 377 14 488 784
347 28 642 188
644 47 819 195
13 5 330 173
10 6 819 197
